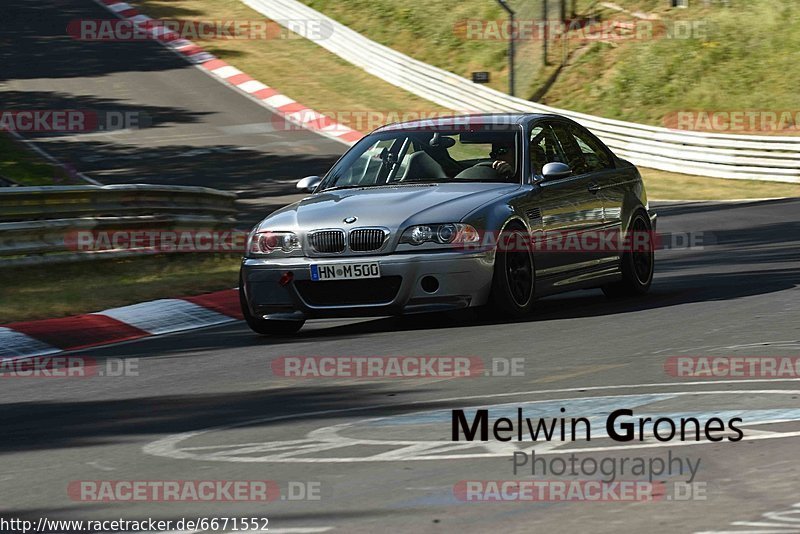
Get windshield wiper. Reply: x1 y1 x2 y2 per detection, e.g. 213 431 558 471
320 184 367 192
392 179 442 184
322 180 442 192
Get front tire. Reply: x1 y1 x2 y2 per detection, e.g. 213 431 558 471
485 224 535 318
239 277 304 336
602 210 655 298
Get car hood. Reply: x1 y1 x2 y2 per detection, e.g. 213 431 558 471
257 182 521 231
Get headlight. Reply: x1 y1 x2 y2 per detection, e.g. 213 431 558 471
248 231 301 255
400 223 480 246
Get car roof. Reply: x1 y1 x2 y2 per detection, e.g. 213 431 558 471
372 112 563 134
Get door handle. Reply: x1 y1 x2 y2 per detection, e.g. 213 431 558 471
587 182 601 193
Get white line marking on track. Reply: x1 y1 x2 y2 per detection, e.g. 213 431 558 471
86 461 115 471
144 380 800 463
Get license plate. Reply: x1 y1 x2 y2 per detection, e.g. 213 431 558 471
310 262 381 281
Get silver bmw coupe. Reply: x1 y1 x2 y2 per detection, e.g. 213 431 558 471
240 113 657 335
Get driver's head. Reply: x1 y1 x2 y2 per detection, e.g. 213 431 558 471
490 142 516 166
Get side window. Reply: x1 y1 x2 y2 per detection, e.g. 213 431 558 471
569 125 613 172
529 123 567 175
550 123 588 175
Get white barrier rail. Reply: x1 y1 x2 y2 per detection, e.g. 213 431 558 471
243 0 800 184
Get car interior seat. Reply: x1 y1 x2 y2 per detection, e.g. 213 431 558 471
399 151 448 181
530 144 547 175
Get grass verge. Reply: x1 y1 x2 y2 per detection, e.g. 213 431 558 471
1 254 240 323
0 133 79 186
641 169 799 201
299 0 800 129
545 0 800 127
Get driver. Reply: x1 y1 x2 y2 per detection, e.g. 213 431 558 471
489 142 515 177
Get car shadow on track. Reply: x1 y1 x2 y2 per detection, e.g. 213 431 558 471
296 265 800 336
0 382 455 453
263 222 800 340
105 259 798 354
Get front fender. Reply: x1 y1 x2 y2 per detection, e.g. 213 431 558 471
462 188 533 236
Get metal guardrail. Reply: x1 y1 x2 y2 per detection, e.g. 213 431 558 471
0 185 238 267
244 0 800 184
1 184 237 221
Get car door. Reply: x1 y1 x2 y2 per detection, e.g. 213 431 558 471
572 122 648 262
552 121 608 270
523 121 600 279
565 122 627 228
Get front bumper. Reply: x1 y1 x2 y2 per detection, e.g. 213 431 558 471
241 250 495 319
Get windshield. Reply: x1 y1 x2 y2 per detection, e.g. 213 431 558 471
319 125 522 191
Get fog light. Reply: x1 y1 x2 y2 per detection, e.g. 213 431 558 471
279 271 294 286
421 276 439 293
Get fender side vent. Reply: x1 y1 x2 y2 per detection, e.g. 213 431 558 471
526 207 542 221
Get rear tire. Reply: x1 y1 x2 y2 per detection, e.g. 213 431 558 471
485 224 534 318
239 277 304 336
602 210 654 298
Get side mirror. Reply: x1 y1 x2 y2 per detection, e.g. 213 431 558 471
296 175 322 193
541 162 572 181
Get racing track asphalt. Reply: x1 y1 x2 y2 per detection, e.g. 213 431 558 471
1 0 347 221
0 198 798 533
